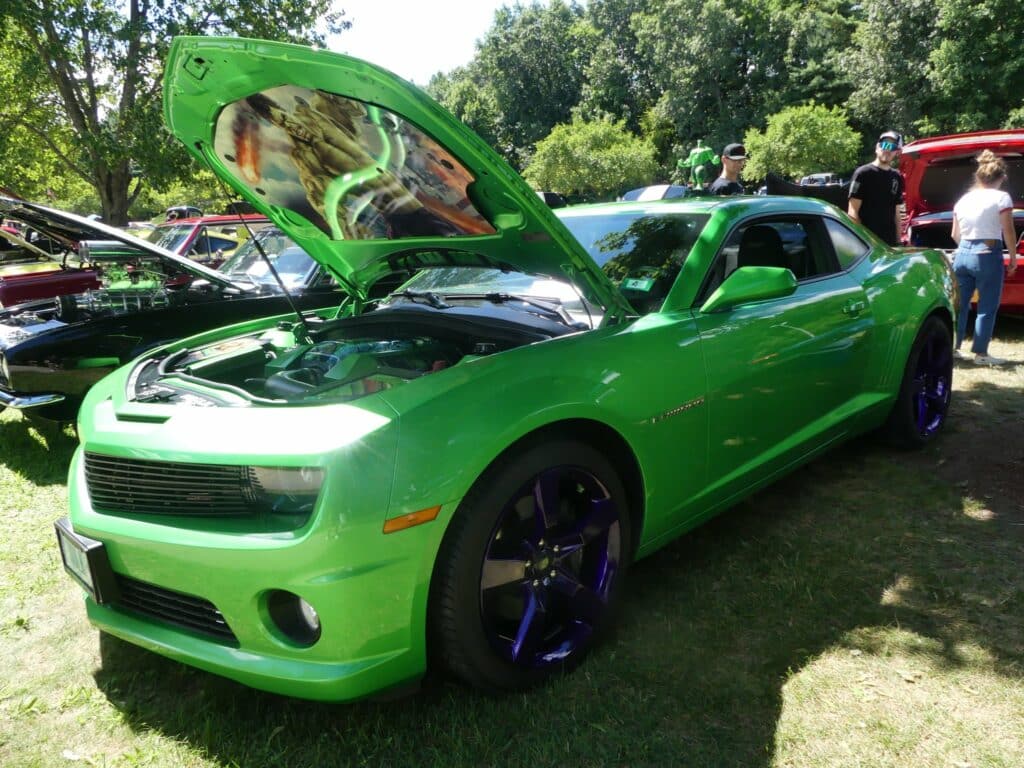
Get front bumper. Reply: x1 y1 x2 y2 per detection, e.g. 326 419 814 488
85 597 415 699
65 400 455 701
0 386 64 409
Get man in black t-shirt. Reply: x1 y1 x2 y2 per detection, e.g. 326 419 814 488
709 143 748 195
848 131 904 245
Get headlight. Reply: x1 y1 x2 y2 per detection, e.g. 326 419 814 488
0 352 9 384
247 466 324 514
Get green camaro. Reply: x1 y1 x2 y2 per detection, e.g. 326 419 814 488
56 37 955 702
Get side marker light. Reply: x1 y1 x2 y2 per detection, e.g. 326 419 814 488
383 505 442 534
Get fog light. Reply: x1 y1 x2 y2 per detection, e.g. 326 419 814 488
267 590 321 646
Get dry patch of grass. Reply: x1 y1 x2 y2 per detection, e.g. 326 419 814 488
776 629 1024 768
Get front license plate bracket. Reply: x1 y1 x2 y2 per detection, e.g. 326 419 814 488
54 517 120 605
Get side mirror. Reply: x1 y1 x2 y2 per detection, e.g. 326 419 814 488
700 266 798 314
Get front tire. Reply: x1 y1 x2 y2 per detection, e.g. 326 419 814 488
430 439 631 692
884 315 953 448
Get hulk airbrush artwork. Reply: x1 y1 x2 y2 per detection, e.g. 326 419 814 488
220 86 495 240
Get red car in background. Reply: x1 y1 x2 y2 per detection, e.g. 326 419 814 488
901 130 1024 313
0 221 100 308
145 213 271 268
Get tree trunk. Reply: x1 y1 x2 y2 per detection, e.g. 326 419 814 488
95 160 133 226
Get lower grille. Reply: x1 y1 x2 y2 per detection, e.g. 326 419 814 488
85 452 256 517
114 574 238 645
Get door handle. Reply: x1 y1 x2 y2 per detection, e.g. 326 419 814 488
842 299 867 316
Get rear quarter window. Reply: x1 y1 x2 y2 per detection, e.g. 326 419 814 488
825 218 870 269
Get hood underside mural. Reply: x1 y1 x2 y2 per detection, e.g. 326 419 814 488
215 86 496 242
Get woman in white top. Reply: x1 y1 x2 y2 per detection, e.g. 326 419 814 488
951 150 1019 365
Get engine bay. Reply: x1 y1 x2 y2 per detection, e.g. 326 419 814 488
128 307 565 407
0 257 199 342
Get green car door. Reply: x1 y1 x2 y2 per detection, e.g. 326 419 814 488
692 213 876 508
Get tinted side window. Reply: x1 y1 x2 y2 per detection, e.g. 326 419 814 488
825 218 870 269
699 217 839 303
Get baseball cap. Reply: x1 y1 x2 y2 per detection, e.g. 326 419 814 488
723 143 748 160
878 131 903 150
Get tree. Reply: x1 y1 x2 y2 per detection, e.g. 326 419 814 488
924 0 1024 133
575 0 658 133
475 1 593 168
1004 104 1024 130
1 1 349 225
0 27 80 202
127 169 228 220
773 0 858 109
634 0 790 155
428 64 502 154
843 0 937 139
743 104 861 180
523 117 657 200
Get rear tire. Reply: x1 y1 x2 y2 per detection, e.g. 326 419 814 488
430 438 631 692
884 315 953 448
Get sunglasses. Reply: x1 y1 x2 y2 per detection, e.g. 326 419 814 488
879 141 899 152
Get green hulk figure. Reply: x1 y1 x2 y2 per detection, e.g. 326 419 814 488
677 140 720 190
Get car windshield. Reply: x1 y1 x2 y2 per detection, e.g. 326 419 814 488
391 211 709 322
217 230 315 288
394 267 598 324
146 224 194 253
560 211 709 313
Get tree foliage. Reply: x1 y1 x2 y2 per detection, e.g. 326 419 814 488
3 0 1023 214
744 104 861 180
844 0 937 139
575 0 658 133
634 0 790 154
774 0 857 108
924 0 1024 134
523 118 657 200
0 1 349 224
0 28 80 202
436 1 593 168
428 64 502 152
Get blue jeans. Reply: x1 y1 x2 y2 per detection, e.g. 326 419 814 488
953 239 1005 354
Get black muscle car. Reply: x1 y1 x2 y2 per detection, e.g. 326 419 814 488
0 197 344 423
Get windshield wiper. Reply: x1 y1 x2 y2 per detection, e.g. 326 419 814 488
390 289 451 309
444 292 580 327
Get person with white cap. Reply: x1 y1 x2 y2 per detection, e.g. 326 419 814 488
709 143 748 195
847 131 904 245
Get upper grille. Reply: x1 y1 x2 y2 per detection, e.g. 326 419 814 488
114 574 238 645
85 452 256 517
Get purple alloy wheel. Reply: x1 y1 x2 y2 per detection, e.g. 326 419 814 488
479 466 622 668
912 332 952 437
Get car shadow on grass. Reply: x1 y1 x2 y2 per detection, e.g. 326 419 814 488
0 411 77 485
90 383 1023 767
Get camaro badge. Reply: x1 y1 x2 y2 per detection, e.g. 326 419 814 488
650 397 705 424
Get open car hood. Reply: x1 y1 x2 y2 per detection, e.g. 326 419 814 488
0 196 246 292
900 130 1024 218
163 37 632 319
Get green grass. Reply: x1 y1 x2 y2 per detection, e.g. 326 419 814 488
2 320 1023 768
